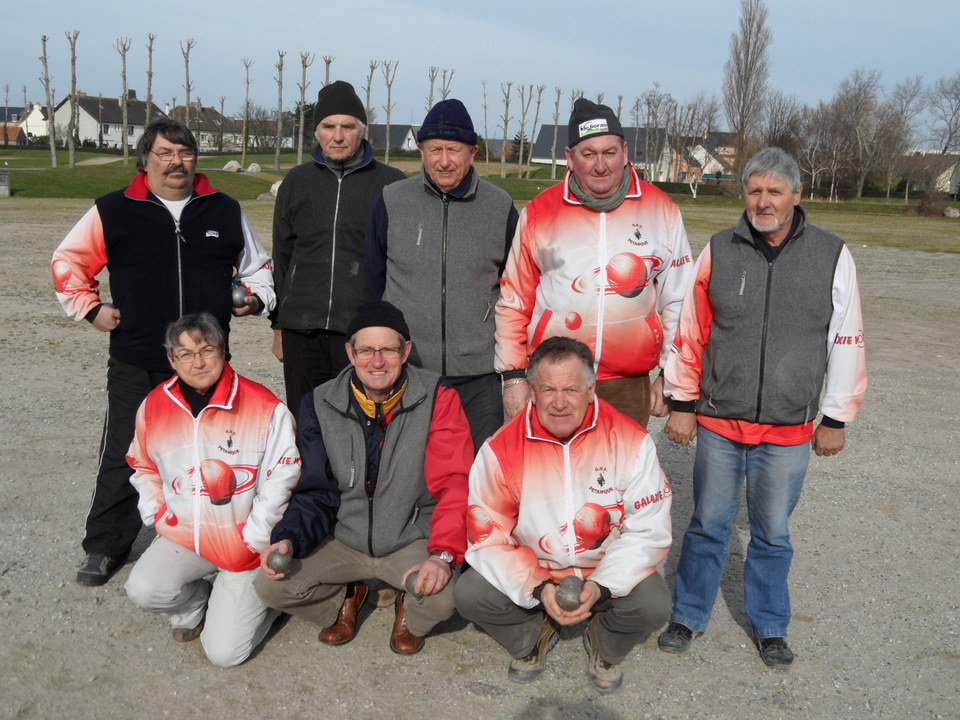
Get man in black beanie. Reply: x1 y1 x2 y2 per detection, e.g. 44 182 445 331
365 99 519 453
256 300 473 656
495 98 694 428
271 80 404 420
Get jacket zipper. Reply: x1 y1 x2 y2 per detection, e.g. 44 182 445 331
440 194 450 376
754 260 775 422
325 175 343 328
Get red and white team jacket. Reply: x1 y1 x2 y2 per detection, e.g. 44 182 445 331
127 364 300 572
495 167 693 379
465 398 672 608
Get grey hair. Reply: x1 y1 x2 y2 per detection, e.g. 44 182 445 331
527 336 596 387
164 312 225 355
136 118 198 172
742 147 801 192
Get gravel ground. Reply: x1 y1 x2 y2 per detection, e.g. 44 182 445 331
0 197 957 720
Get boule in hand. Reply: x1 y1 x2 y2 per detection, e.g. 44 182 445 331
556 575 584 611
267 547 293 575
404 572 424 599
231 283 250 308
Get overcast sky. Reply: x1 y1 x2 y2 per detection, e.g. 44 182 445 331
6 0 957 137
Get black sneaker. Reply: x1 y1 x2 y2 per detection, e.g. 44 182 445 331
76 553 126 586
658 622 698 653
756 637 794 667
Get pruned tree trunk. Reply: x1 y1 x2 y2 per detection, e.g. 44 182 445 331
145 34 155 123
39 36 57 168
515 84 533 178
115 37 131 167
297 52 314 164
274 50 285 170
323 56 334 86
381 60 398 165
218 96 226 153
440 69 454 100
65 30 79 167
550 87 562 180
425 67 438 111
241 58 253 168
499 81 513 179
525 85 545 179
181 39 196 129
481 80 490 175
363 60 378 130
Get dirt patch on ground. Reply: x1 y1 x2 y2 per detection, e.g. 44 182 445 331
0 198 956 719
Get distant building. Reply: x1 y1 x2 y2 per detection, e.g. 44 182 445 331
167 103 249 152
367 124 418 152
40 91 165 148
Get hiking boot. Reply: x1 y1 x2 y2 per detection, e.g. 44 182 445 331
508 616 559 683
658 621 698 654
76 553 126 586
172 620 204 643
756 637 794 667
582 618 623 693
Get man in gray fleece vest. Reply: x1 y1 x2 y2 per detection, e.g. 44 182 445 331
658 147 867 669
366 99 519 453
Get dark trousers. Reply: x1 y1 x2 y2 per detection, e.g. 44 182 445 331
444 373 504 454
82 358 171 557
280 328 350 421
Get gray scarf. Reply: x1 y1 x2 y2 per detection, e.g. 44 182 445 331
568 166 631 212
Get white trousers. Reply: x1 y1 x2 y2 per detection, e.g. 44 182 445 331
125 535 278 667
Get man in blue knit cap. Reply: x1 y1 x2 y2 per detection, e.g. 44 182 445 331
366 99 519 453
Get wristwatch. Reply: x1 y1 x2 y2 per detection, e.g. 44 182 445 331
431 550 455 565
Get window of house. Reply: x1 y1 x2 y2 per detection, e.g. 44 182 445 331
128 125 134 135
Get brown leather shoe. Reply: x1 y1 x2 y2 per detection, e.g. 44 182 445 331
319 582 368 645
389 591 424 654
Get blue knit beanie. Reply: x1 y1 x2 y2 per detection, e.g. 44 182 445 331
416 99 478 145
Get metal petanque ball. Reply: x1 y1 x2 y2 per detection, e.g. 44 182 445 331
556 575 584 611
267 548 293 574
404 572 424 599
231 283 250 308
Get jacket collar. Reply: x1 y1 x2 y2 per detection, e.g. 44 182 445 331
163 361 239 413
561 164 642 206
124 171 218 201
324 363 429 417
734 204 808 248
420 166 478 200
524 396 600 445
311 139 374 175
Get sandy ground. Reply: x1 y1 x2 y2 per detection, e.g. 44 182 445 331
0 197 957 720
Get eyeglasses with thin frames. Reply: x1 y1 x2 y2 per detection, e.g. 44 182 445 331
172 345 220 363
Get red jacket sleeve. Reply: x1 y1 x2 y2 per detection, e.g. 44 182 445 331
422 384 473 563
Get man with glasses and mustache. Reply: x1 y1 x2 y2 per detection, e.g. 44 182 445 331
255 300 473 655
52 118 275 587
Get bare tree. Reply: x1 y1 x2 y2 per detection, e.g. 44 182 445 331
835 69 884 198
569 88 583 111
876 76 926 199
515 84 534 178
145 34 156 123
39 36 57 167
616 95 624 122
218 96 226 153
642 83 671 181
297 52 315 164
665 92 718 196
363 60 378 128
595 92 604 105
525 84 546 179
722 0 771 179
273 50 286 170
380 60 398 165
927 72 960 155
425 66 438 111
797 102 830 198
440 69 455 100
181 39 196 128
481 80 490 174
241 58 253 167
65 30 79 167
761 90 804 157
550 86 562 180
323 56 334 86
499 81 513 178
2 84 9 148
115 37 132 166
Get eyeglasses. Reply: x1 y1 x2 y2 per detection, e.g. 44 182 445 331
352 345 405 360
151 148 197 163
172 345 221 363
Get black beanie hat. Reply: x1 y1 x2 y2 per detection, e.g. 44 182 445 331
567 98 624 148
313 80 367 128
416 99 478 145
346 300 410 341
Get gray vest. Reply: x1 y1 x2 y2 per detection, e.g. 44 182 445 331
381 170 514 376
699 210 843 425
315 365 440 557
